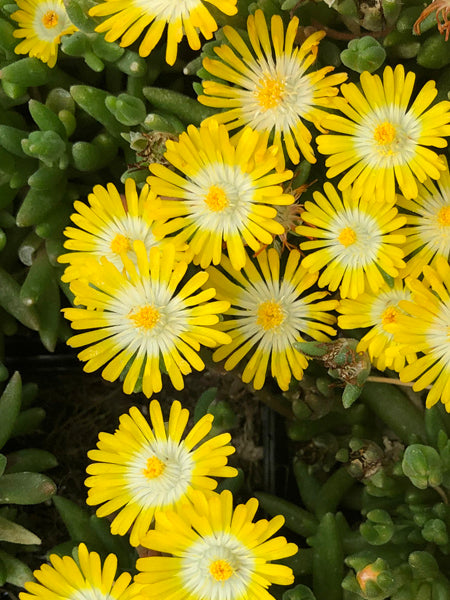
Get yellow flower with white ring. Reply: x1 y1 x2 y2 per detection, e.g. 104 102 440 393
12 0 77 67
148 120 294 271
136 490 297 600
207 248 338 390
63 242 231 397
86 400 237 547
316 65 450 205
296 182 407 299
199 9 346 169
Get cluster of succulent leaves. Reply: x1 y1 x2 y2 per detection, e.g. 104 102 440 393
0 373 57 588
1 0 450 597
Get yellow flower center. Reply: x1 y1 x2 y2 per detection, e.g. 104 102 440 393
381 306 399 328
204 185 229 212
110 233 131 254
256 76 286 110
437 206 450 226
142 456 165 479
42 9 59 28
373 122 396 145
209 559 234 581
338 227 357 247
257 300 284 330
129 305 160 330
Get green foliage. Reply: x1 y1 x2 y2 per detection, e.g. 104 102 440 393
0 373 57 587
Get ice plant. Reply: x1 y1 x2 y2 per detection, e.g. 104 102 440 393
136 489 297 600
58 178 186 283
338 279 415 372
296 182 407 299
198 9 347 168
389 257 450 409
19 543 142 600
88 0 237 65
414 0 450 40
396 156 450 278
148 120 294 271
85 400 237 547
206 248 338 390
316 64 450 205
63 241 231 397
11 0 77 67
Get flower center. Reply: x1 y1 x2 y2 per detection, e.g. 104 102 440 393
438 206 450 226
381 306 399 327
204 185 229 212
256 76 286 110
338 227 357 247
373 122 396 146
209 559 234 581
257 300 284 330
42 9 59 28
143 456 166 479
110 233 131 254
129 305 160 330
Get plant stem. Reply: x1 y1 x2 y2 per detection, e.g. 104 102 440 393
367 375 431 390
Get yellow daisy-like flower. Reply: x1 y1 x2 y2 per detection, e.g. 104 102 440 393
86 399 237 547
198 10 347 169
148 120 294 271
88 0 237 65
63 242 231 397
19 543 142 600
11 0 77 68
207 248 338 390
397 156 450 278
58 178 186 283
136 489 297 600
316 65 450 205
389 257 450 409
337 279 415 372
296 182 407 299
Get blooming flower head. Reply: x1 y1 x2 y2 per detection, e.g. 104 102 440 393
206 248 338 390
58 178 186 283
136 489 297 600
396 156 450 278
88 0 237 65
19 543 142 600
337 279 416 372
296 182 407 299
388 257 450 409
63 242 231 397
86 399 237 547
316 65 450 205
198 10 347 169
11 0 77 67
148 119 294 271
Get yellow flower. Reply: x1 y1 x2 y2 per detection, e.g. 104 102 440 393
316 65 450 205
136 490 297 600
296 182 406 299
86 399 237 547
19 543 142 600
338 279 416 372
199 10 346 169
58 178 186 283
88 0 237 65
389 257 450 409
148 119 294 271
11 0 77 67
397 155 450 278
207 248 338 390
63 242 231 397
